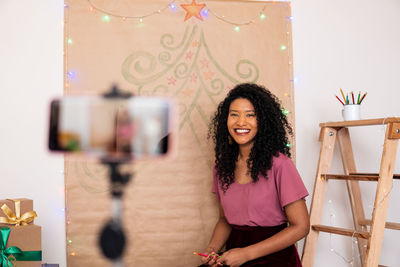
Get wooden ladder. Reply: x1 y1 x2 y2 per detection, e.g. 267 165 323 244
301 118 400 267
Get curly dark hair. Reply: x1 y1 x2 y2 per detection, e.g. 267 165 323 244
209 83 293 192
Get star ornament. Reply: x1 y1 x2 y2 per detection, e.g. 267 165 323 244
181 0 206 22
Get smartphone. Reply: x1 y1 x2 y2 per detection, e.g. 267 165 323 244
48 96 173 160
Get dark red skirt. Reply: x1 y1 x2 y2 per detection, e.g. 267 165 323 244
226 223 302 267
199 223 302 267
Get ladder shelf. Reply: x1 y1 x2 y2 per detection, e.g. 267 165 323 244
301 117 400 267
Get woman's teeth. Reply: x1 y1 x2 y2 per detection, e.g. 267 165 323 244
235 129 250 133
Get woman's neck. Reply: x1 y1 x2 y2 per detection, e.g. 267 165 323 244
238 143 253 161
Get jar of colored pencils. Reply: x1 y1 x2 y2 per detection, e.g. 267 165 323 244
335 89 367 121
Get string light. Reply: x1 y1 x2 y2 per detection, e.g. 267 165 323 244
86 0 268 29
234 26 240 32
282 108 289 116
327 200 359 266
67 38 72 44
102 15 110 22
208 4 267 27
281 1 295 153
169 3 176 10
67 71 76 79
201 8 209 18
87 0 177 20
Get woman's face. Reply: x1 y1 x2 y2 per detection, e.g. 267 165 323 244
227 98 258 147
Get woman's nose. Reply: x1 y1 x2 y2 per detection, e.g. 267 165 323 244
237 115 247 125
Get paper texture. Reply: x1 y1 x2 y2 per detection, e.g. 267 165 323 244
64 1 295 266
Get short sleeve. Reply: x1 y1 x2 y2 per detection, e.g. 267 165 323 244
211 165 221 202
275 157 309 208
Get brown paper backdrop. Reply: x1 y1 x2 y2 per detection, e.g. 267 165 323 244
64 0 295 266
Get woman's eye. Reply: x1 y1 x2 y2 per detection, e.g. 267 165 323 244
247 114 255 117
230 113 238 117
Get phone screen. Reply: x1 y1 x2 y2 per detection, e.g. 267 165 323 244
48 96 172 159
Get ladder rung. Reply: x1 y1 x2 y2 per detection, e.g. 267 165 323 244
312 224 370 239
350 172 400 179
322 173 400 181
359 219 400 230
322 174 379 181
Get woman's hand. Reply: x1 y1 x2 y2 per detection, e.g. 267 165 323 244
200 247 221 266
217 248 249 267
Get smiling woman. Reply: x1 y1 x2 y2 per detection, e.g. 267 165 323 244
201 83 309 267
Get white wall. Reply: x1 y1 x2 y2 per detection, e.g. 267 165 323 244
292 0 400 266
1 0 399 267
0 0 65 266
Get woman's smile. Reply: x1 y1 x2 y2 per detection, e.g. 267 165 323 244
234 129 250 134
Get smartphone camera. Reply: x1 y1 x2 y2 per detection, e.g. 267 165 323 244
48 96 174 160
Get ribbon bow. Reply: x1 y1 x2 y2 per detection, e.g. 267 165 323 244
0 227 42 266
0 199 37 226
0 227 21 267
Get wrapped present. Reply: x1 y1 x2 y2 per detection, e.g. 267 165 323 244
0 199 37 226
0 225 42 267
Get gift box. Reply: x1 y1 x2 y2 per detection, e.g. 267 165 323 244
0 225 42 267
0 199 37 226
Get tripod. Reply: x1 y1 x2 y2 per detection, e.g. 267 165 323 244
98 159 132 267
98 86 133 267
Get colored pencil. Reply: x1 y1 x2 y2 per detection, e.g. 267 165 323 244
340 88 346 103
351 91 355 104
335 94 345 105
193 252 222 258
346 94 349 104
357 91 361 104
359 92 367 104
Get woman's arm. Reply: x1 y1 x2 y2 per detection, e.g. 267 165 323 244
201 203 232 266
217 199 310 267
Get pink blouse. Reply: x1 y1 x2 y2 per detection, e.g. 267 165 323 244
212 153 308 226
